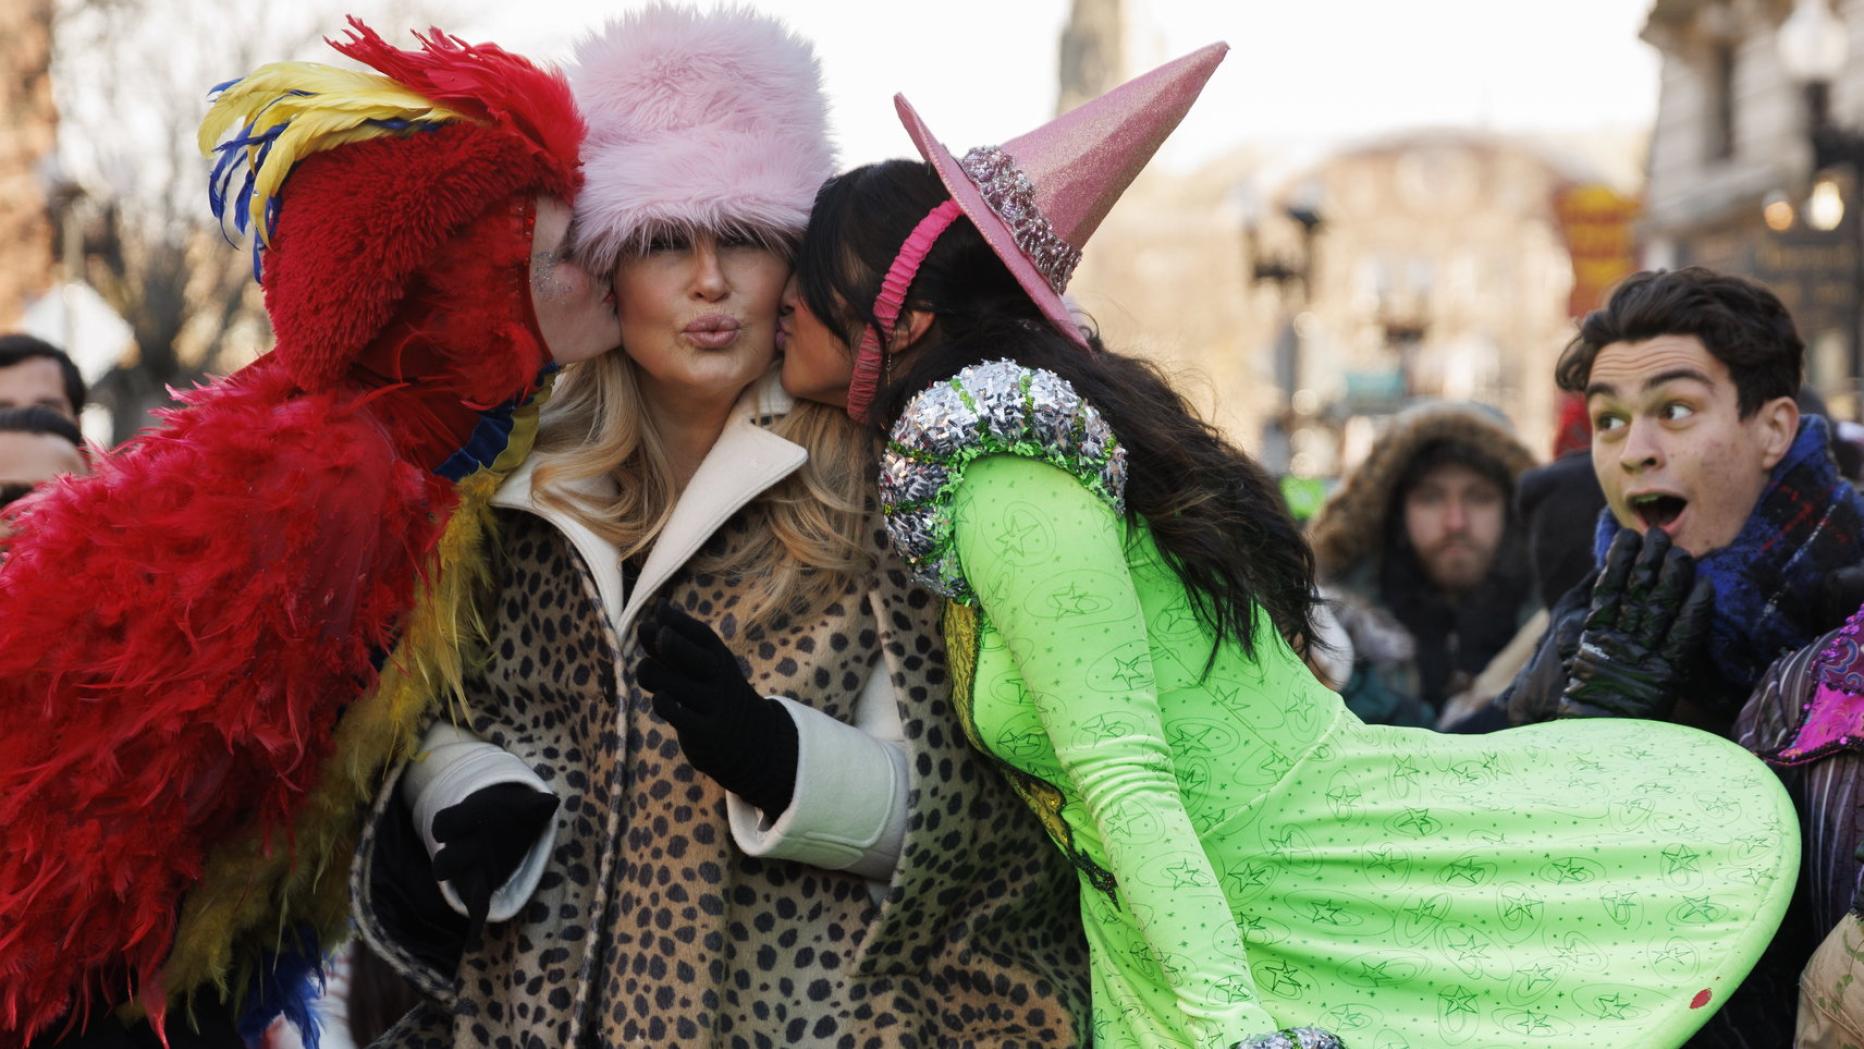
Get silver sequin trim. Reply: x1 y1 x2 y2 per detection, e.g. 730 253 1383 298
958 145 1083 295
878 453 947 507
880 358 1128 601
890 381 980 451
1236 1029 1344 1049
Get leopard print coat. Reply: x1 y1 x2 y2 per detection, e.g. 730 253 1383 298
351 498 1089 1048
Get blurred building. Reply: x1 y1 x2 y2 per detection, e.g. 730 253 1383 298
0 0 57 326
1055 0 1644 470
1260 134 1591 472
1058 0 1124 115
1642 0 1864 414
1069 149 1282 445
1058 0 1284 444
1071 131 1642 475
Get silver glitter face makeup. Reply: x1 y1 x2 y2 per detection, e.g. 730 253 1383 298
530 250 574 298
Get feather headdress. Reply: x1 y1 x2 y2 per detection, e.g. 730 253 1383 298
201 18 583 392
0 21 578 1046
200 62 467 269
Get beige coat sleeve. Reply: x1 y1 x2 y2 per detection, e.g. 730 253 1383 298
401 721 560 922
725 668 908 896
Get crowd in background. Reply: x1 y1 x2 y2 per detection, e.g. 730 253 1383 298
1291 267 1864 1044
15 263 1864 1046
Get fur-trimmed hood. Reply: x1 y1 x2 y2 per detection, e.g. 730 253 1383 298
1310 403 1537 581
568 4 836 273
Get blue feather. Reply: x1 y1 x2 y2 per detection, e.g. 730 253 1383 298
208 122 281 233
254 196 282 281
203 89 313 281
236 927 325 1049
434 363 559 481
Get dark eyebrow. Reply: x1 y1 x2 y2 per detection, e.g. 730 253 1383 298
1642 367 1715 392
1585 367 1716 401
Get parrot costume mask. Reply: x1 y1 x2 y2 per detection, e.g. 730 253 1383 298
0 20 600 1045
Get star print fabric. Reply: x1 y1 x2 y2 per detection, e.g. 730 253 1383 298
889 364 1802 1048
954 455 1274 1047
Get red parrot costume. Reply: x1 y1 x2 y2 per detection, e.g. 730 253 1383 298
0 20 584 1045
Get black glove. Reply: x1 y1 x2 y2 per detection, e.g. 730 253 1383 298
31 987 242 1049
27 1013 141 1049
637 599 798 815
1559 527 1714 720
1817 562 1864 630
1504 582 1589 726
431 781 559 938
1233 1028 1345 1049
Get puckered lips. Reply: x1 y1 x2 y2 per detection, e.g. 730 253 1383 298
683 314 742 350
1627 488 1689 535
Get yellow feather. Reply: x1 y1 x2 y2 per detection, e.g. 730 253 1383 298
197 62 442 156
198 59 464 246
146 379 553 1012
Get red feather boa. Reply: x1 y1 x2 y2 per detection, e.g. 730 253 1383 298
0 21 577 1042
0 358 452 1042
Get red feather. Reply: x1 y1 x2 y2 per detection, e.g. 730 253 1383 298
329 18 583 197
0 358 451 1044
262 123 552 395
0 21 576 1041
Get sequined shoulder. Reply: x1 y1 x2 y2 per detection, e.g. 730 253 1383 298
879 358 1128 602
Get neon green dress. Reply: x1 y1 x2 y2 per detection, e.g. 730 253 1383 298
878 360 1800 1049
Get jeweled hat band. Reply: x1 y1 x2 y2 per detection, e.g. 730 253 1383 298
957 145 1082 295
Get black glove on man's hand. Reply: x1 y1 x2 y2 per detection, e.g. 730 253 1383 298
431 781 559 938
1817 562 1864 630
1559 527 1714 720
638 598 799 816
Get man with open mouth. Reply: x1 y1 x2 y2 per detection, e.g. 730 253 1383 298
1497 265 1864 1047
1503 266 1859 732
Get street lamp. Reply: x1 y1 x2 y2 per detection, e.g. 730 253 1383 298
1778 0 1848 123
1778 0 1864 408
1237 180 1324 473
1240 185 1323 296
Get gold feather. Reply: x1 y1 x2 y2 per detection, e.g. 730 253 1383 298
145 381 553 1013
198 61 465 245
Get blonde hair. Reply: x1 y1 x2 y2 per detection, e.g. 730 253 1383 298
531 351 874 635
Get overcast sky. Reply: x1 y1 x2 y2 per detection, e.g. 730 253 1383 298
456 0 1662 173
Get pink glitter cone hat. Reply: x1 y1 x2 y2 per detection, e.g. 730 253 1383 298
898 41 1228 347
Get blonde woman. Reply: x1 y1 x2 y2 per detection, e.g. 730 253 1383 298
349 8 1089 1047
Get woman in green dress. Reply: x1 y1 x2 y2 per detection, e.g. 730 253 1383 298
761 48 1799 1049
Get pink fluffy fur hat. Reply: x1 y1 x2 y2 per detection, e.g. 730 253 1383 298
569 4 836 273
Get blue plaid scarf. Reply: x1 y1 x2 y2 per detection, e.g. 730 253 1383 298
1592 416 1864 694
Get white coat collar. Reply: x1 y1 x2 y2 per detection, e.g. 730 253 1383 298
492 371 807 639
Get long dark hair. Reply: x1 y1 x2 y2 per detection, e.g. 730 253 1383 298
800 159 1318 658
